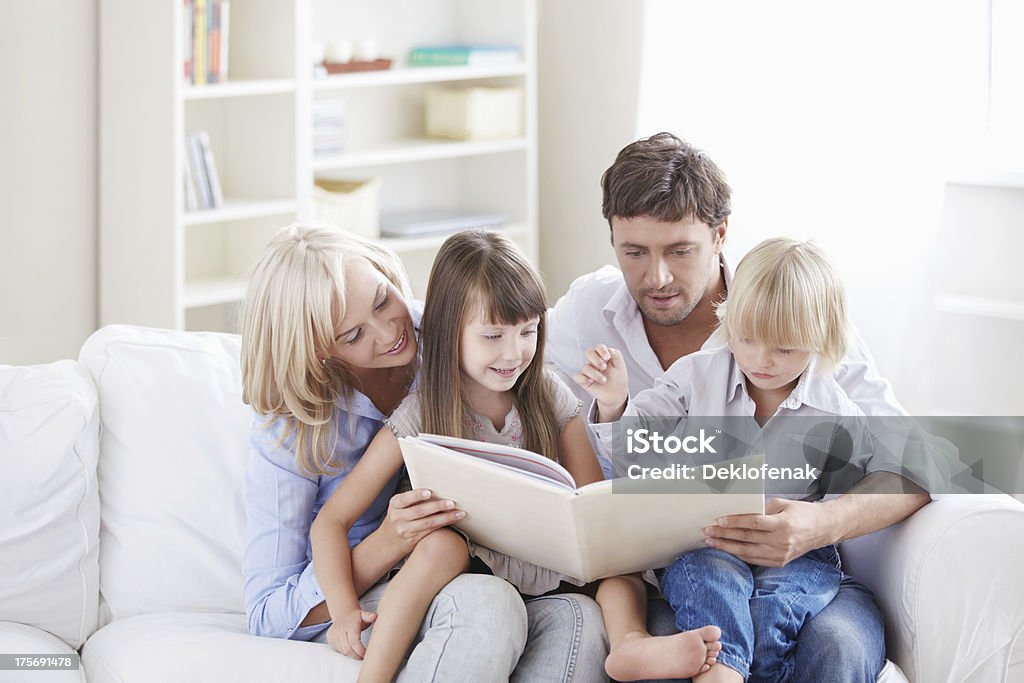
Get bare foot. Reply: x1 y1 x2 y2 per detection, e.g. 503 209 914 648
605 625 722 681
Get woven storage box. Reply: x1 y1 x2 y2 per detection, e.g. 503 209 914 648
311 178 381 239
425 87 523 140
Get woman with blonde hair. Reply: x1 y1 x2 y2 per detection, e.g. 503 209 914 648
240 223 607 681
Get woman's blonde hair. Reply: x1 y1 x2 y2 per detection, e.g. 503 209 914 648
240 223 411 475
716 237 849 372
419 230 561 460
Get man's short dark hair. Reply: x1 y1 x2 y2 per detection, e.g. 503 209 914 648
601 132 732 230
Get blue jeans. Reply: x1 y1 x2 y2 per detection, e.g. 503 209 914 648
316 574 609 682
644 572 883 683
659 546 842 682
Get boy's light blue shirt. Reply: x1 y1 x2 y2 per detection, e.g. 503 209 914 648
243 302 422 641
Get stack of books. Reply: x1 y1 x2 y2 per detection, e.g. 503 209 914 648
407 45 521 68
183 130 224 211
313 99 347 158
183 0 230 85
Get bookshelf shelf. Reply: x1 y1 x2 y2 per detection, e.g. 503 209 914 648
182 79 297 100
313 63 528 90
101 0 537 331
183 199 299 226
313 137 528 171
933 294 1024 321
184 277 250 308
378 222 528 254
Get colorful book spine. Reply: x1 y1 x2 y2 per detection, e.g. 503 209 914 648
183 0 193 84
193 0 207 85
408 45 521 67
208 0 220 83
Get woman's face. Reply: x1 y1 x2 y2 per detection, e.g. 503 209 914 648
325 258 416 370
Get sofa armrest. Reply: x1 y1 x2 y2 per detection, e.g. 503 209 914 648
840 495 1024 683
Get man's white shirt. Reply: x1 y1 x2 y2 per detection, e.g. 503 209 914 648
546 263 908 418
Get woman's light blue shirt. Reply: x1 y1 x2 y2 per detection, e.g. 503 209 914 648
243 302 422 641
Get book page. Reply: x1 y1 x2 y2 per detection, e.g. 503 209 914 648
417 433 577 489
401 438 587 578
570 479 764 580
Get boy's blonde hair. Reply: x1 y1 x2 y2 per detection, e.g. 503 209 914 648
716 237 849 372
240 223 411 475
419 230 561 460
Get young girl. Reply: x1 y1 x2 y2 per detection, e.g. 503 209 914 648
240 224 608 682
581 237 872 683
311 229 721 682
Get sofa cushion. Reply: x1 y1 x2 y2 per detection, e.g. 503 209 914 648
81 613 359 683
0 622 85 683
0 361 99 649
79 325 251 624
842 494 1024 683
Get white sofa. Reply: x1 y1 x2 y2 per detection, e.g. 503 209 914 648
2 324 1023 683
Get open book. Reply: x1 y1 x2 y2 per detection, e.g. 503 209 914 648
399 434 764 582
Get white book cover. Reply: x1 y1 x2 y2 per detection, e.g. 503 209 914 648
195 130 223 208
400 434 765 582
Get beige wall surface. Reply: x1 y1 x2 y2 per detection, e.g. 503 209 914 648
0 0 97 365
537 0 645 300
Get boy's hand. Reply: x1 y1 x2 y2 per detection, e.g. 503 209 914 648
573 344 629 421
326 609 377 659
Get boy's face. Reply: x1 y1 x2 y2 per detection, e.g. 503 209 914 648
729 336 814 396
611 215 726 327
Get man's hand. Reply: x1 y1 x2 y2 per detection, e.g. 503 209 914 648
326 609 377 659
573 344 629 421
379 489 465 557
703 498 835 567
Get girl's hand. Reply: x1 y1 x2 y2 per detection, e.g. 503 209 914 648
573 345 629 421
326 609 377 659
380 489 465 556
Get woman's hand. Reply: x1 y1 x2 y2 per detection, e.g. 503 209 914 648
379 489 465 556
573 344 629 421
326 609 377 659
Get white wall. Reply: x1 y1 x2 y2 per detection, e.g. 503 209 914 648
629 0 990 415
536 0 646 298
0 0 98 365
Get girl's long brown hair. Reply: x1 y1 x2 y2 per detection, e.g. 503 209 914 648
420 230 560 460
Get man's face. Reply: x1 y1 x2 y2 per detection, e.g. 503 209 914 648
611 215 726 327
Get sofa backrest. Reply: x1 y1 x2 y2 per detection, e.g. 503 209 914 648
0 359 100 648
79 325 252 625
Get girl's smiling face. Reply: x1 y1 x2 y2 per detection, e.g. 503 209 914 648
459 305 540 400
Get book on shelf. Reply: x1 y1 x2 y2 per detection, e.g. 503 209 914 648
184 0 230 85
183 0 193 84
185 132 211 209
196 130 224 207
184 130 223 210
399 434 764 582
193 0 206 85
182 151 199 211
407 45 521 68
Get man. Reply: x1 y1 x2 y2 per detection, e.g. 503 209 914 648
547 132 929 682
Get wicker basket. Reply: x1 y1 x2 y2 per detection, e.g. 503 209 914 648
311 178 381 238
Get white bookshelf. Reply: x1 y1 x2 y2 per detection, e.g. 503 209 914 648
933 294 1024 322
929 181 1024 417
100 0 537 331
